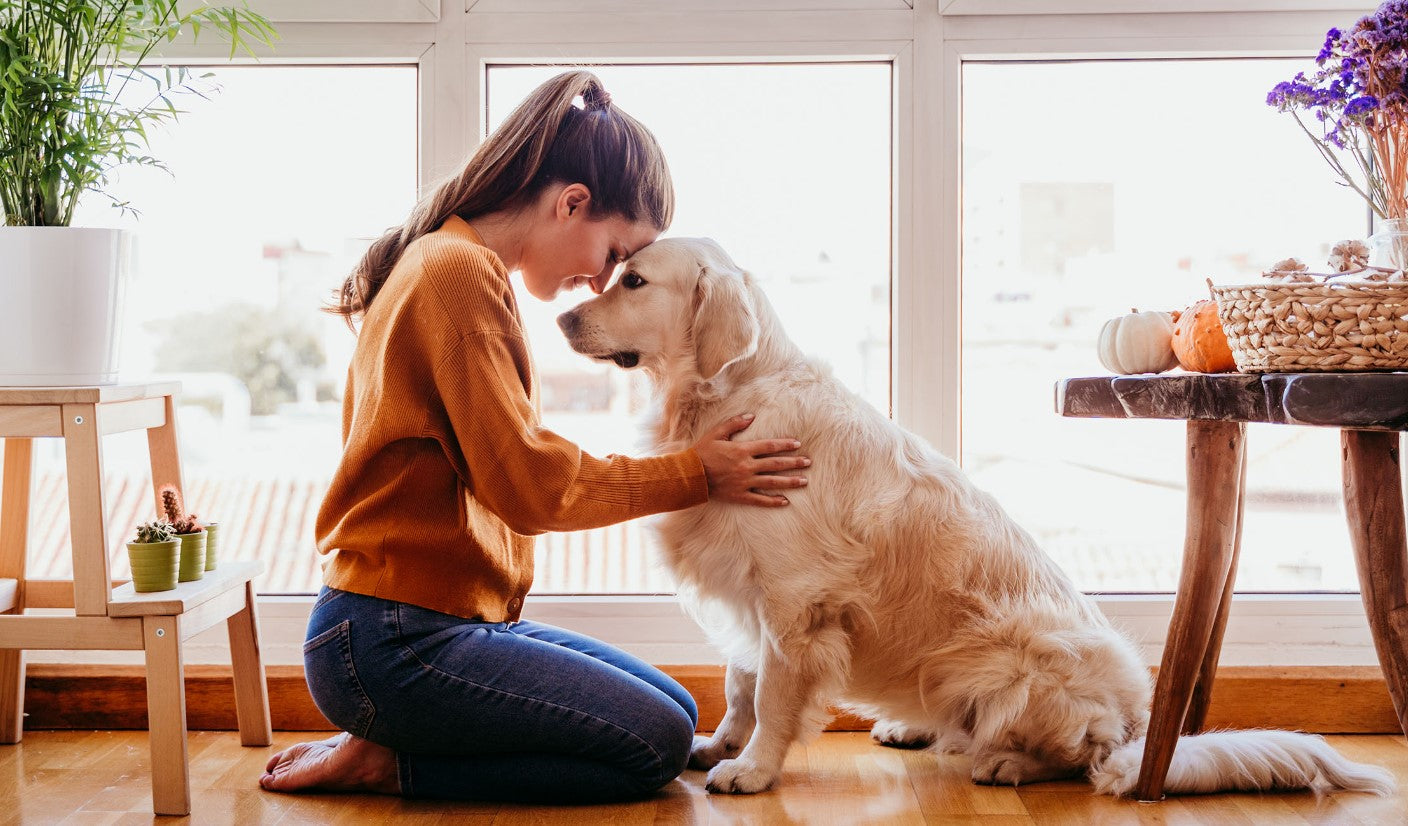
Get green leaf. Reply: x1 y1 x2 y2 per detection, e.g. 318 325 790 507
0 0 277 225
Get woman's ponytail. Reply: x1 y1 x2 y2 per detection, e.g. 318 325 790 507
327 70 672 328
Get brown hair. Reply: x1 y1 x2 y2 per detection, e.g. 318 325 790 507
328 70 674 327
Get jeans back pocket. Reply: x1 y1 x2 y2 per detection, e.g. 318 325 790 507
303 619 377 739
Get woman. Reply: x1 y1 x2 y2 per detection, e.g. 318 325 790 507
258 70 809 803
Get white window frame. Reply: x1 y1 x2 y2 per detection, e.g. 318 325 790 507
40 0 1379 670
935 1 1378 667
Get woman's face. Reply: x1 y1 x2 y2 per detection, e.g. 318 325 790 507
519 185 661 301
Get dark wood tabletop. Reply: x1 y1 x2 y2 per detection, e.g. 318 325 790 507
1056 373 1408 431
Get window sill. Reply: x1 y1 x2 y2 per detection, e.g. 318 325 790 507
18 592 1379 668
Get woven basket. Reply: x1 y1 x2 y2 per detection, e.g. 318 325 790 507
1212 280 1408 372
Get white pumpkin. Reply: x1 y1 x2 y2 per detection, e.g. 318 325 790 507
1097 309 1180 374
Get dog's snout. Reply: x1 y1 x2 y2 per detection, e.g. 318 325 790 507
556 310 580 336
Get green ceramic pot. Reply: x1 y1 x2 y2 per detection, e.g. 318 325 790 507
126 540 179 592
176 530 207 582
203 522 220 571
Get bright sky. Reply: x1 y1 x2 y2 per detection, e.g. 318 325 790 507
963 58 1368 313
75 66 417 275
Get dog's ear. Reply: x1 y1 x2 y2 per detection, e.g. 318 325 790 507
692 262 759 381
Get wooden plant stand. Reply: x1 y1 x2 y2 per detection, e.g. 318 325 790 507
0 382 270 816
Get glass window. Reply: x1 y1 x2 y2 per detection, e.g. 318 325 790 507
961 59 1366 592
487 63 893 593
28 66 418 594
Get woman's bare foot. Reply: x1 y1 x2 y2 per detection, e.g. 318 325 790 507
259 732 400 795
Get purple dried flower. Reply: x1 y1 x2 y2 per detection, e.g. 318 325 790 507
1270 1 1408 219
1318 28 1343 62
1345 95 1380 117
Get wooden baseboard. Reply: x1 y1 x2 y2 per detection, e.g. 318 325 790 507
17 663 1401 734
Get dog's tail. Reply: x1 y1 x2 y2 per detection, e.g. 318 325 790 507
1088 730 1395 796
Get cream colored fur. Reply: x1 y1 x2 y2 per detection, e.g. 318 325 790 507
558 238 1395 798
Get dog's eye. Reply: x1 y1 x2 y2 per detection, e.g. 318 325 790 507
622 272 646 289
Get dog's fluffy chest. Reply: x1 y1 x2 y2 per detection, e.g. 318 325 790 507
645 370 882 600
652 504 767 602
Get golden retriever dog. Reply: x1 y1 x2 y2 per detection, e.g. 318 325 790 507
555 238 1393 797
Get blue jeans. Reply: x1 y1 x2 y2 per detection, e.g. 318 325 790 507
302 586 699 803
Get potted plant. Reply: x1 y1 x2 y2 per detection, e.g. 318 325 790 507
125 521 179 593
203 519 221 572
160 485 206 582
0 1 275 386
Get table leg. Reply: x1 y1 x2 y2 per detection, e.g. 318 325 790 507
145 394 184 516
0 439 33 744
1134 419 1246 802
62 404 111 618
1182 446 1247 735
143 615 190 816
226 581 272 746
1341 429 1408 737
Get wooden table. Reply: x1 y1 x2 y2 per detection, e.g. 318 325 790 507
1056 372 1408 800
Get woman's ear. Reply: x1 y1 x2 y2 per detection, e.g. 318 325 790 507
557 183 592 219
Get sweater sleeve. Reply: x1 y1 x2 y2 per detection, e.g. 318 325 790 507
429 322 707 537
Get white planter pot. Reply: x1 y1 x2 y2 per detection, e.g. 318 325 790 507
0 227 130 386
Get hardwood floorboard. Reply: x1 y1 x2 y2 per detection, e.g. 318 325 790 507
0 731 1399 823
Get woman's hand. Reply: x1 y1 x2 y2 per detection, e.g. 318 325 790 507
693 414 810 507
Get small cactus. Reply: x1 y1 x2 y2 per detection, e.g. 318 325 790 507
134 521 175 544
159 485 204 535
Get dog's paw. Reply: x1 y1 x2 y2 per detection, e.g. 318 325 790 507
934 731 972 755
971 751 1034 786
689 734 742 771
869 720 936 750
971 750 1079 786
706 757 777 794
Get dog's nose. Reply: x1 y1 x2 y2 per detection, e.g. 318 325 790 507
556 311 579 336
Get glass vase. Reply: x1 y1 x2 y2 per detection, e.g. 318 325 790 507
1368 217 1408 271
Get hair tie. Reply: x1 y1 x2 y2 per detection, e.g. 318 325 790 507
583 87 612 111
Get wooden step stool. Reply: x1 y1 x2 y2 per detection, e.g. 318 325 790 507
0 382 271 816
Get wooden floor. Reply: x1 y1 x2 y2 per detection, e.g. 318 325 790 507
0 731 1405 824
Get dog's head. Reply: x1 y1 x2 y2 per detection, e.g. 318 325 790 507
556 237 760 381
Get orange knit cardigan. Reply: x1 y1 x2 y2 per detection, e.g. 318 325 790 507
315 215 707 620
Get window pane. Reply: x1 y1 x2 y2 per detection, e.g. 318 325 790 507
28 66 418 594
487 63 892 593
962 60 1365 592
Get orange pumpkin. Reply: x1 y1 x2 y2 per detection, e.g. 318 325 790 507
1171 299 1236 373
